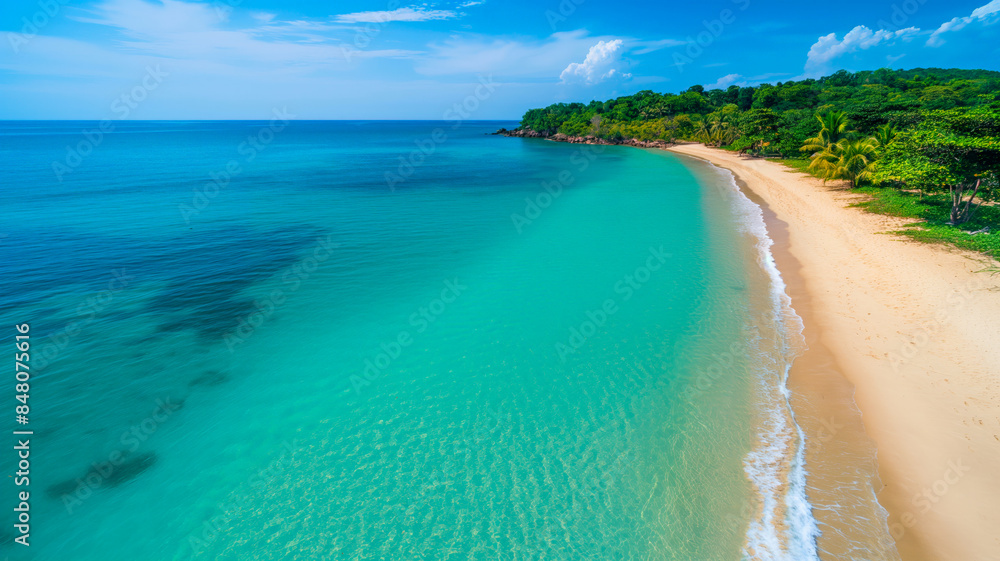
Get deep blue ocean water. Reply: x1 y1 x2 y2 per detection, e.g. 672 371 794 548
0 121 819 560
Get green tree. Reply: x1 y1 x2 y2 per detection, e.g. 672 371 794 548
825 138 878 188
696 111 737 146
737 87 755 111
776 109 820 157
672 114 695 137
752 86 779 109
801 110 851 154
874 107 1000 223
514 68 1000 156
920 86 962 110
872 124 898 148
733 109 780 155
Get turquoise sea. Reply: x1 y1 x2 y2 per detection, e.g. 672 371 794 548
1 121 822 560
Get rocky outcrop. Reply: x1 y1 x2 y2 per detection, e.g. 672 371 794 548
493 127 544 138
494 128 674 149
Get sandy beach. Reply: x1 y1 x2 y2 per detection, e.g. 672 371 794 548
668 143 1000 561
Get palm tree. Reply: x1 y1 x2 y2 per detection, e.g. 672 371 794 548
806 145 839 176
872 123 898 148
801 110 853 178
709 114 737 146
820 138 878 188
801 111 851 154
697 113 737 147
695 121 712 144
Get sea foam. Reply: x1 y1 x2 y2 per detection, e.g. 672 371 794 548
709 164 821 561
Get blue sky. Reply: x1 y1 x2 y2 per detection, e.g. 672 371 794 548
2 0 1000 119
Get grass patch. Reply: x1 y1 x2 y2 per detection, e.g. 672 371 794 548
767 158 813 174
851 187 1000 259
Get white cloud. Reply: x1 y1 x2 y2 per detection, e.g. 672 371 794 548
334 7 458 24
0 0 539 119
417 30 601 78
631 38 686 55
71 0 220 33
927 0 1000 46
416 31 678 83
972 0 1000 17
803 0 1000 75
804 25 918 74
701 72 787 90
559 39 631 85
67 0 423 66
704 73 744 90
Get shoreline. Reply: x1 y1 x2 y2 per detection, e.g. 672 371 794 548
668 144 1000 561
697 155 898 560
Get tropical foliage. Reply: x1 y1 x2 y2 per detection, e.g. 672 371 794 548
513 67 1000 253
798 111 880 188
873 107 1000 224
518 68 1000 156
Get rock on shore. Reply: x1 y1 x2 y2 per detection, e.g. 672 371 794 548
493 128 674 149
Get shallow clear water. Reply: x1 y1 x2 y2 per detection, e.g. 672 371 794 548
0 121 816 560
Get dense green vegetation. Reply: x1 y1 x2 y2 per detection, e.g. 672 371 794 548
519 68 1000 149
516 68 1000 258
